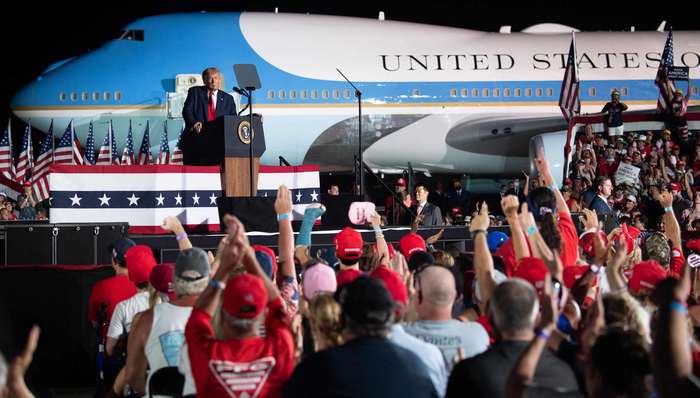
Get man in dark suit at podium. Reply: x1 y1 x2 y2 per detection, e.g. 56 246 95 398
180 67 237 165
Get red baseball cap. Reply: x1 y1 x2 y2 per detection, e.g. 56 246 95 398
398 233 426 258
336 268 362 288
628 260 667 294
514 257 548 294
370 265 408 305
125 245 157 285
150 263 175 300
579 231 608 260
563 265 594 289
335 227 363 261
395 178 406 187
222 273 268 319
670 182 682 191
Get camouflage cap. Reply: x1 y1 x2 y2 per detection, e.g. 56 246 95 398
644 232 670 267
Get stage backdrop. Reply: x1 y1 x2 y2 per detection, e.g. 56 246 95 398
49 164 320 233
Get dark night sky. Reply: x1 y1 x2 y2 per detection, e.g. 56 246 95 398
0 0 695 130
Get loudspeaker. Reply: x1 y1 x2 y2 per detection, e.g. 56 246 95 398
217 197 277 232
4 224 54 265
56 225 95 265
2 223 129 266
95 224 129 264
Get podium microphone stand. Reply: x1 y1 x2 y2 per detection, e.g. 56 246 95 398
234 64 262 197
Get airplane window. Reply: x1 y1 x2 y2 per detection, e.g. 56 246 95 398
93 92 100 101
118 29 144 41
536 88 542 97
70 92 77 101
692 86 699 95
322 89 329 99
546 88 553 97
525 88 532 97
103 92 111 101
449 89 457 97
300 90 308 100
493 88 500 97
343 89 351 99
458 89 466 97
471 88 479 97
289 90 297 100
278 89 286 99
482 88 489 97
59 92 67 102
114 91 121 101
621 87 628 96
332 89 339 99
411 89 420 97
503 88 511 97
588 87 596 97
81 92 89 101
267 90 275 99
311 89 318 99
514 88 521 97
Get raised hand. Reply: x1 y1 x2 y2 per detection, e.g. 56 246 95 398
659 191 674 208
162 215 184 233
500 194 519 218
469 202 489 232
275 185 293 215
580 208 599 230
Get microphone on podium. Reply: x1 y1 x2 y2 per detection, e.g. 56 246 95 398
232 87 249 97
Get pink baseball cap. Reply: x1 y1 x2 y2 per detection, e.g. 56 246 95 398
302 263 337 300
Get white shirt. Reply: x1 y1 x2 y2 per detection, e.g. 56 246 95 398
402 319 490 372
107 291 149 339
208 89 218 110
389 324 448 396
145 302 192 397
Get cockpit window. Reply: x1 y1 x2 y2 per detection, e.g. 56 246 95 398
118 29 144 41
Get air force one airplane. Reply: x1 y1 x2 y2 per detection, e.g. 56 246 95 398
9 12 700 175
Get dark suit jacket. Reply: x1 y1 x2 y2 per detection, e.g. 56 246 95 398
180 86 237 165
413 202 443 227
589 195 619 232
182 86 236 130
446 189 471 214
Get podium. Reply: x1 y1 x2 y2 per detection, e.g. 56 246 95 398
181 115 265 197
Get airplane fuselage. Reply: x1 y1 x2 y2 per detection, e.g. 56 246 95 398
10 12 700 175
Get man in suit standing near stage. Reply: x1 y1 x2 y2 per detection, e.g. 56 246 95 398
446 178 470 216
414 184 443 227
180 67 237 165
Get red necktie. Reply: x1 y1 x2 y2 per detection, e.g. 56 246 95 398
207 92 215 121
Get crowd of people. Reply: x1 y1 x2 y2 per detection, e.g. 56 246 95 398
1 146 700 398
0 185 46 221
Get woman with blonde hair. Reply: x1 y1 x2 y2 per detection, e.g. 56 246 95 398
306 293 344 351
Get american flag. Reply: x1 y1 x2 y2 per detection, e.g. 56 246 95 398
121 120 135 165
137 121 152 165
171 126 184 165
558 35 580 123
54 120 84 165
96 120 119 165
15 122 33 183
656 28 675 112
157 121 170 165
0 119 15 181
84 121 96 165
32 123 54 202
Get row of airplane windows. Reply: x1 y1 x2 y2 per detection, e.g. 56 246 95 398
58 85 699 103
264 86 697 101
59 91 122 102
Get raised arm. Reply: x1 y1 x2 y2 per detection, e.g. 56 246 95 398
162 216 192 251
502 195 530 261
369 210 390 267
505 276 561 398
659 191 682 249
470 202 496 314
535 149 570 214
653 268 700 397
275 185 296 282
